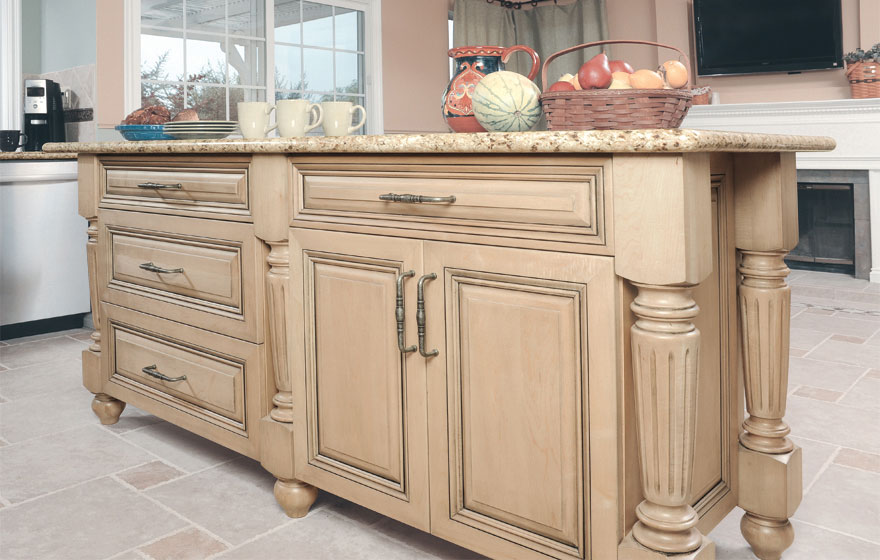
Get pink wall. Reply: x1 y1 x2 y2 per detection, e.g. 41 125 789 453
95 0 125 129
606 0 870 104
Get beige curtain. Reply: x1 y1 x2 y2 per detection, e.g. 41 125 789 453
452 0 608 88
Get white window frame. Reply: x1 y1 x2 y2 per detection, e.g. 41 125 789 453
124 0 383 134
0 0 22 130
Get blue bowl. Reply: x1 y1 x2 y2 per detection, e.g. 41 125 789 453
115 124 174 141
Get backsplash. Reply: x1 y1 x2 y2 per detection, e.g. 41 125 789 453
24 63 96 143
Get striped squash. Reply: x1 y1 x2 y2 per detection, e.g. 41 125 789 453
472 71 542 132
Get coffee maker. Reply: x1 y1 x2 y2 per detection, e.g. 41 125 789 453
23 79 65 151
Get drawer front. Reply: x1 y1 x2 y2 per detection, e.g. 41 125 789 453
100 157 251 219
100 210 263 342
103 304 265 441
292 156 607 246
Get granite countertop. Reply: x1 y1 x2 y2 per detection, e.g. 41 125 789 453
0 151 78 160
43 129 836 155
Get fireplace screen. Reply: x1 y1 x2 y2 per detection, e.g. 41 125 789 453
787 183 855 272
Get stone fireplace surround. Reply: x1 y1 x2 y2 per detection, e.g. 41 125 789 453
682 98 880 283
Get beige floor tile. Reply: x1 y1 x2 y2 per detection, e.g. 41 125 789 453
117 460 185 491
866 369 880 379
1 328 89 346
806 338 880 368
108 551 149 560
795 464 880 543
789 328 831 351
801 307 835 316
121 421 239 473
865 332 880 346
790 348 808 357
0 477 183 560
0 424 153 503
793 386 843 402
791 271 872 290
838 376 880 411
146 457 288 545
791 313 880 338
0 386 97 443
834 448 880 474
67 330 95 342
101 405 164 434
835 310 880 322
373 517 488 559
0 364 7 371
786 394 880 454
830 334 867 344
138 527 227 560
789 436 839 490
711 507 880 560
0 335 89 369
788 357 866 392
0 358 83 401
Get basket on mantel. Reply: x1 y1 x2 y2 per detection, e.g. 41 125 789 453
540 39 693 130
845 60 879 99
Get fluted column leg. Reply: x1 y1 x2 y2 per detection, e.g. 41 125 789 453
737 251 801 560
620 283 714 559
265 241 317 518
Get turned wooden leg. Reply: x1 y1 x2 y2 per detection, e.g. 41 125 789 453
737 250 801 560
91 393 125 425
274 478 318 518
620 283 714 560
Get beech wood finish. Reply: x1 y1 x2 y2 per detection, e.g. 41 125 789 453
78 147 803 560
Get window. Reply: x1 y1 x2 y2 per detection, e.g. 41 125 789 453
132 0 381 133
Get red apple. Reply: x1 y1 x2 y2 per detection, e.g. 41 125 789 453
548 80 576 92
609 59 634 74
578 53 613 89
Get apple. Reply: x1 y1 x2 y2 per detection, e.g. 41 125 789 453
578 53 613 89
548 80 576 92
609 60 634 74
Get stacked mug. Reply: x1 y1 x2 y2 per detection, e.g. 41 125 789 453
238 100 366 139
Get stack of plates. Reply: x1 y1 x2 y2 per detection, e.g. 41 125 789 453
163 121 239 140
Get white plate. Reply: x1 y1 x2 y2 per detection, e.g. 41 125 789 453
163 127 239 132
165 120 237 126
166 131 233 140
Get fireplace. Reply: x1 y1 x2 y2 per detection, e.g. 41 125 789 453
786 170 871 279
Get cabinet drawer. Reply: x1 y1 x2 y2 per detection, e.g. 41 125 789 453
292 156 607 246
100 156 251 219
103 304 265 442
100 210 263 342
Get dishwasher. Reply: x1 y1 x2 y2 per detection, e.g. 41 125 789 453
0 160 90 338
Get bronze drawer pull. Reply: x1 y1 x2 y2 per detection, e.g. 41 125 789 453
137 181 183 189
416 273 439 358
141 364 187 382
396 270 417 354
139 262 184 274
379 193 456 204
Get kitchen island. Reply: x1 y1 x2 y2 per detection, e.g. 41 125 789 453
46 130 834 560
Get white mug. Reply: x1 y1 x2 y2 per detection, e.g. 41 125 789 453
237 102 277 138
277 99 323 137
321 101 366 136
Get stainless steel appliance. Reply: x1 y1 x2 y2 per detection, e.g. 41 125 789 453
23 79 65 151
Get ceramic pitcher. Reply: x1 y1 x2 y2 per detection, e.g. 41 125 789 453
442 45 540 133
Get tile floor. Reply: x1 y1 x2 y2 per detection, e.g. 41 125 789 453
0 269 877 560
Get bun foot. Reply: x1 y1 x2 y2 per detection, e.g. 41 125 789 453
91 393 126 425
274 478 318 518
741 513 794 560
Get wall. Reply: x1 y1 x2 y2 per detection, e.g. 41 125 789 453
28 0 96 74
606 0 872 104
21 0 41 75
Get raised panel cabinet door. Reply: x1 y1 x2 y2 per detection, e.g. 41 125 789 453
290 229 430 530
424 242 618 560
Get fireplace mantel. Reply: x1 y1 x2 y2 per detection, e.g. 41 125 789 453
683 98 880 282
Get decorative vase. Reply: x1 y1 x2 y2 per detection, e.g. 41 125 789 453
442 45 540 133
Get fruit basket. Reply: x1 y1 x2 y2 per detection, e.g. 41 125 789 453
540 39 693 131
845 61 879 99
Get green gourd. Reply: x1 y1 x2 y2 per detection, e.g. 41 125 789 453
472 71 542 133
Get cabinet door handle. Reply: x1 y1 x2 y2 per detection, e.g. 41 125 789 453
379 193 456 204
141 364 187 382
139 261 184 274
137 181 182 189
396 270 417 354
417 273 439 358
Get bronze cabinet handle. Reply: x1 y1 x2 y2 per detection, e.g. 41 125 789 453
137 182 183 189
379 193 456 204
396 270 417 354
139 262 184 274
141 364 187 382
416 273 439 358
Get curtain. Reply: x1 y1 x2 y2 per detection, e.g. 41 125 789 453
452 0 608 88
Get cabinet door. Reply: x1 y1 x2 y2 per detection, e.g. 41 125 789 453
290 229 429 530
424 242 617 560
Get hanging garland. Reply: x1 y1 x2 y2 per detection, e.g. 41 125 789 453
486 0 559 9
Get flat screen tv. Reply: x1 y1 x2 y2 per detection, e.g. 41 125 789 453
694 0 843 76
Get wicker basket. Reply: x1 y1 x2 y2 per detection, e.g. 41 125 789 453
540 40 693 131
846 60 879 99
